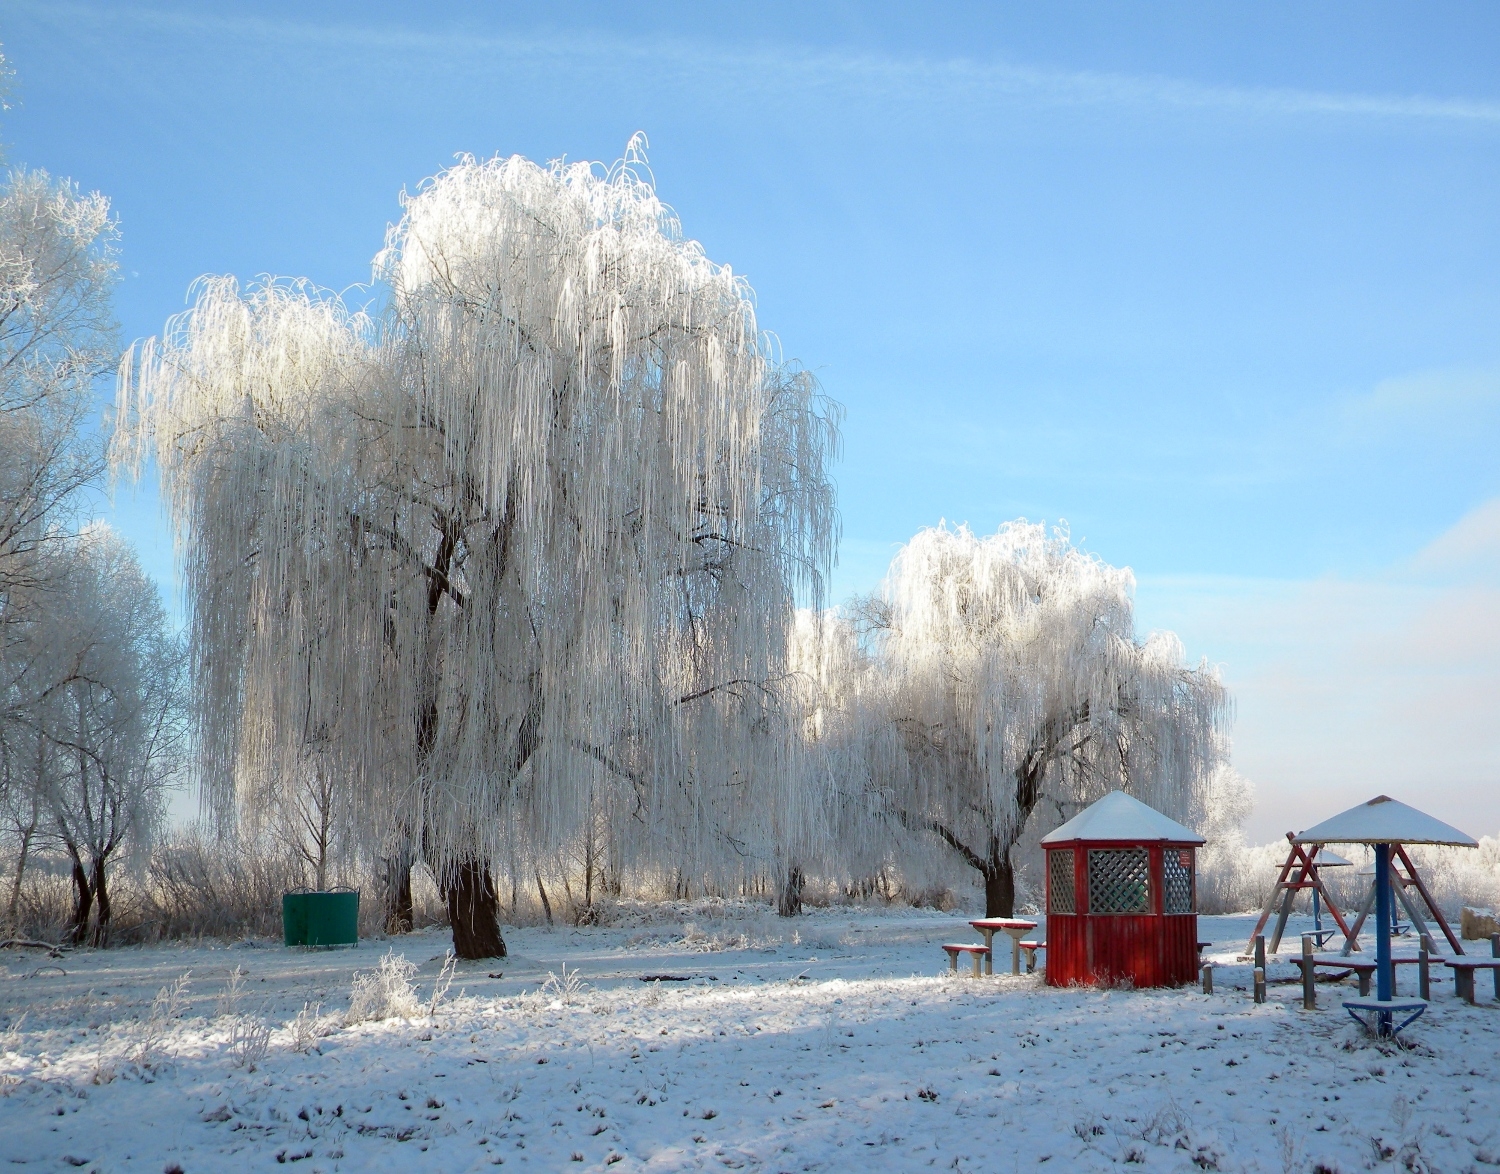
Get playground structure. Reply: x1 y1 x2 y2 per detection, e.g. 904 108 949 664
1290 795 1478 1037
1245 837 1357 956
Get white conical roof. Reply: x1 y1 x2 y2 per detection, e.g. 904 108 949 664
1040 790 1205 845
1293 795 1477 848
1310 848 1353 868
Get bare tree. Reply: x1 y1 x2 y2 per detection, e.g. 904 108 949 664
29 527 185 946
0 151 123 941
1 732 47 934
258 752 345 893
115 140 839 957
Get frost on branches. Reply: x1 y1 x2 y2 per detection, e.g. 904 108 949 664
806 522 1229 917
113 139 840 957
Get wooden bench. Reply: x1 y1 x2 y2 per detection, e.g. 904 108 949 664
942 943 990 977
1446 958 1500 1004
1018 940 1045 973
1307 955 1378 996
1307 952 1469 998
1342 996 1427 1038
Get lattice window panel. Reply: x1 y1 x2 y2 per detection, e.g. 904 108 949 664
1164 849 1195 915
1048 850 1076 914
1088 848 1150 914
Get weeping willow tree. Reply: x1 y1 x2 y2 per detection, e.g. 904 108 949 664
839 521 1228 917
113 140 840 957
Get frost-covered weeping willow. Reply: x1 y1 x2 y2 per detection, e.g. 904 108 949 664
809 521 1228 917
114 141 840 955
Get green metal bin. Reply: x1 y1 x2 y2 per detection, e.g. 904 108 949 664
282 889 359 947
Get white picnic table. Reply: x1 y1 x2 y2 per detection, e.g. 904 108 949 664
969 918 1038 976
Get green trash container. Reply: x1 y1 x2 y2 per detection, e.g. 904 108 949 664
282 889 359 947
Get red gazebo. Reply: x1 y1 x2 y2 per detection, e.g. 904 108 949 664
1042 791 1205 988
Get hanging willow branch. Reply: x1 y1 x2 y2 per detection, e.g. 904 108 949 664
796 521 1229 913
113 137 841 912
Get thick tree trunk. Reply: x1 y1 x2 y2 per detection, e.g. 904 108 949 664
983 852 1016 918
89 857 111 948
67 855 93 947
776 865 805 917
446 858 506 959
381 848 415 935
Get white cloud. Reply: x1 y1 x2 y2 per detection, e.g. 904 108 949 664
1410 497 1500 581
1136 498 1500 844
24 1 1500 128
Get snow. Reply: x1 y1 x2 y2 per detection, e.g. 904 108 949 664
1295 796 1479 848
3 905 1499 1173
1041 791 1205 846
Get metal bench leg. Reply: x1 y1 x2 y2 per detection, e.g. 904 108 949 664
983 931 994 976
1358 971 1371 997
948 952 958 974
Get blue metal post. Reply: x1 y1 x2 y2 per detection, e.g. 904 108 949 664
1375 843 1393 1004
1312 886 1322 940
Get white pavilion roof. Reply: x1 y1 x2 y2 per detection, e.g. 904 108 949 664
1040 790 1205 846
1293 795 1477 848
1310 848 1353 868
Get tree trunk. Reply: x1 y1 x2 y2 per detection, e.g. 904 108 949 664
89 856 111 948
983 853 1016 918
381 847 415 935
535 871 554 926
980 828 1021 917
446 858 506 959
776 865 805 917
67 855 93 947
314 832 328 893
6 821 36 934
583 805 596 911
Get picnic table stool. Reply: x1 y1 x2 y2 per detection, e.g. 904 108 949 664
1342 995 1427 1038
1018 940 1045 974
1445 958 1500 1004
942 943 990 978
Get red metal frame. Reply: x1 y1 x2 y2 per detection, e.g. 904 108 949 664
1244 833 1355 956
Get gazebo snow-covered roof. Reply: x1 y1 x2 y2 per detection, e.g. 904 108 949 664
1294 795 1478 848
1042 790 1205 845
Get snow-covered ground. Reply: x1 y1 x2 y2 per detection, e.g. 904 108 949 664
2 904 1497 1173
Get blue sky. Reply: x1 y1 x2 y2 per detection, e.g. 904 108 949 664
4 1 1497 840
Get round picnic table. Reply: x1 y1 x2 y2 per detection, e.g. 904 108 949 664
969 918 1038 976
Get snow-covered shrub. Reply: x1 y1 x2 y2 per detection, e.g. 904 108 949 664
1404 837 1500 919
132 971 191 1068
346 951 421 1024
1196 835 1289 914
426 951 457 1016
1196 834 1500 919
288 1002 330 1053
538 964 587 1008
227 1015 271 1070
216 966 247 1018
